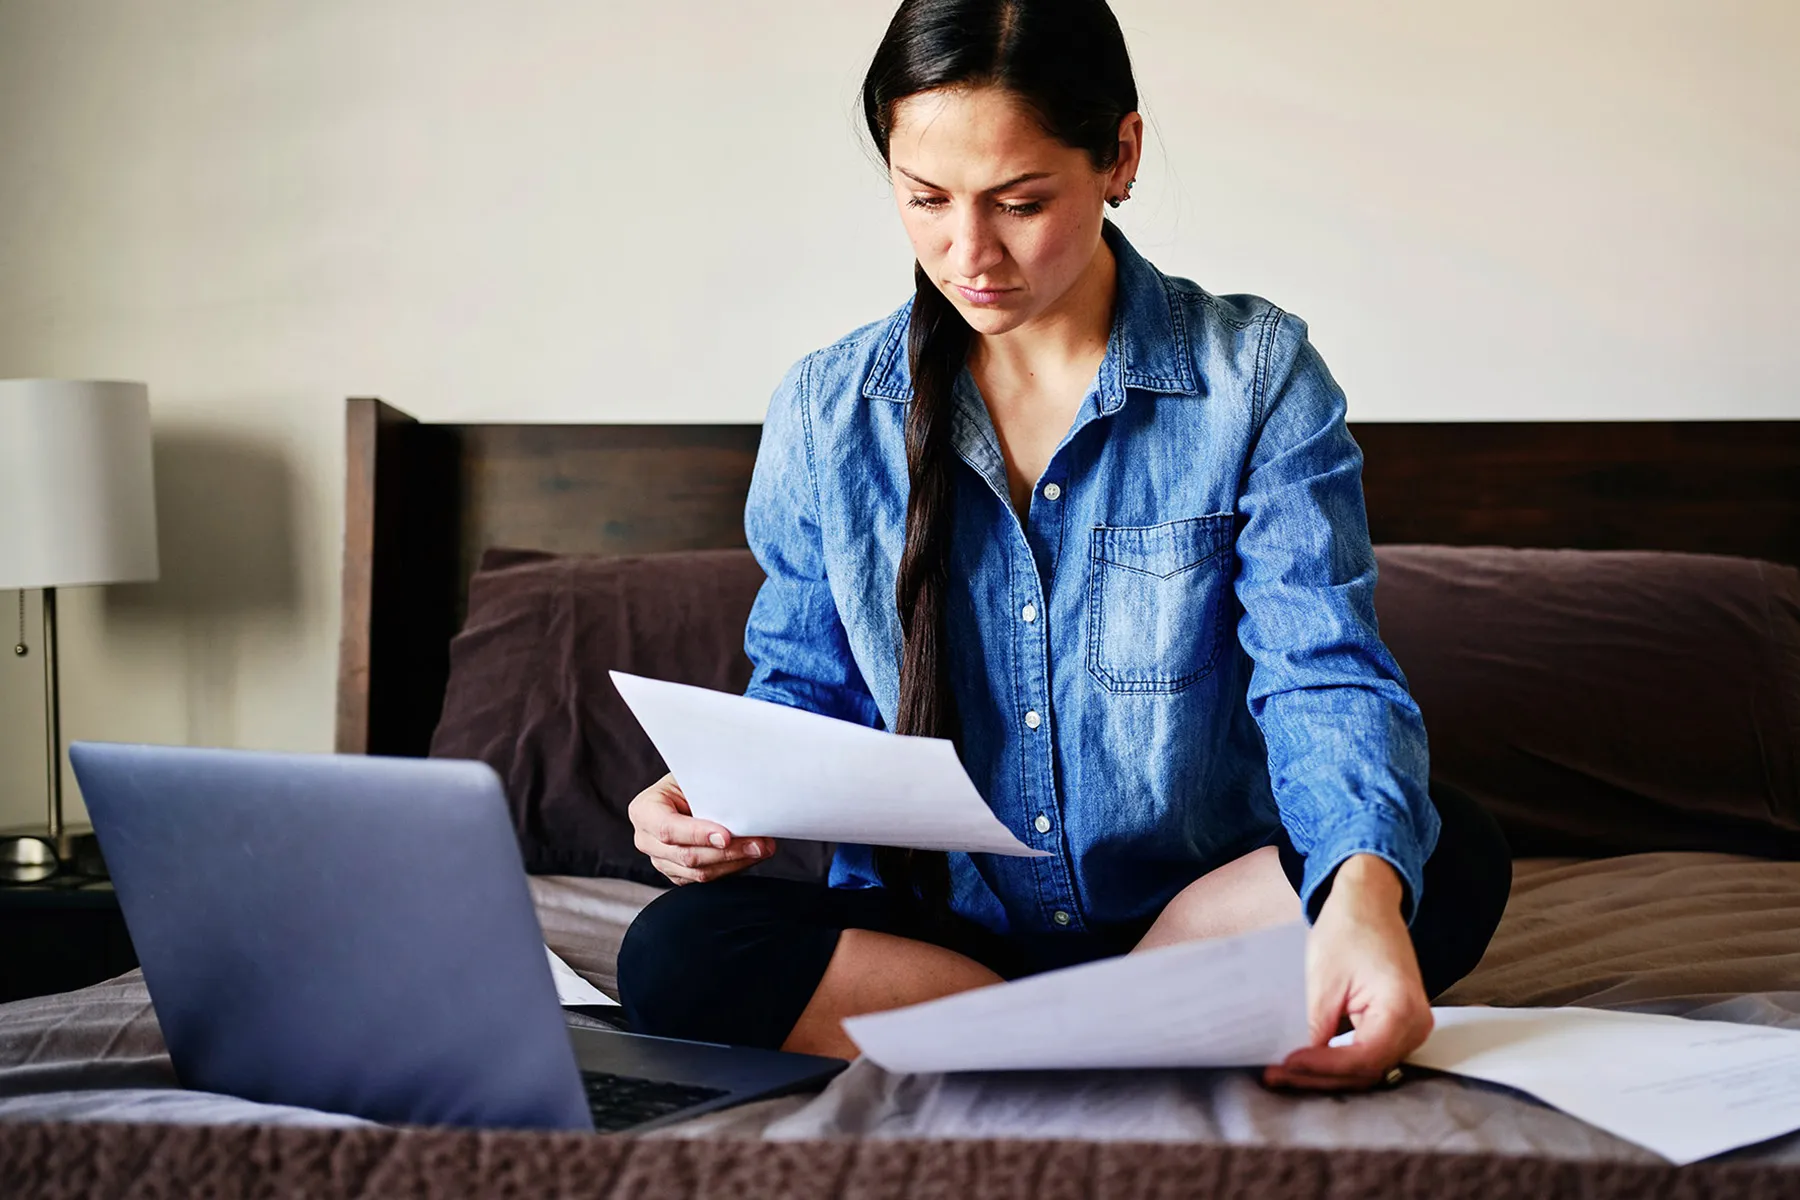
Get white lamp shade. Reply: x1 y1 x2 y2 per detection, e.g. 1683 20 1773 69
0 380 160 590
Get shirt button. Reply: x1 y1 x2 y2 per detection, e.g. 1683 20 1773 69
1024 710 1041 730
1021 603 1037 623
1041 483 1062 501
1034 814 1051 834
1053 910 1072 926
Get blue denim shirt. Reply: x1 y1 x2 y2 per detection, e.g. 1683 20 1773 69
740 217 1438 969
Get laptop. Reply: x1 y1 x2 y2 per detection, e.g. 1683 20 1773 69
67 741 846 1133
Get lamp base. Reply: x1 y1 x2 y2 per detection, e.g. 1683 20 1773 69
0 826 106 884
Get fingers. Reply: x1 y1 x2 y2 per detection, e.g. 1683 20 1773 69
633 821 778 885
647 840 775 885
651 805 735 852
627 774 781 884
635 829 774 867
663 781 691 814
1295 1005 1406 1074
1264 1047 1389 1091
1264 1001 1432 1092
1264 1039 1393 1091
633 813 774 888
1261 1060 1390 1092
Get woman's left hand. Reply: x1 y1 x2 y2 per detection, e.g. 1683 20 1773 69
1262 854 1434 1091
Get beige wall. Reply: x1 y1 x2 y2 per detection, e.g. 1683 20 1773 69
1 0 1795 827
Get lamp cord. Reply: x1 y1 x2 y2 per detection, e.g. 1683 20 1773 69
13 590 24 657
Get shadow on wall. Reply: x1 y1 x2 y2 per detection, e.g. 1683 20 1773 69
104 428 302 746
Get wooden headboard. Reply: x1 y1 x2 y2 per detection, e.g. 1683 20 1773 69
335 397 1800 757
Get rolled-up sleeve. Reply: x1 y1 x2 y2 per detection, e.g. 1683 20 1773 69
1232 312 1439 924
741 352 884 729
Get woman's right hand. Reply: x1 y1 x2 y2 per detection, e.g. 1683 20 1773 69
627 772 777 885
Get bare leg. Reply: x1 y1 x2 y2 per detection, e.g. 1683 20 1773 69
779 928 1004 1058
1131 844 1301 953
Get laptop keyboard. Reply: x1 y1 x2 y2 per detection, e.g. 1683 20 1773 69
580 1069 729 1132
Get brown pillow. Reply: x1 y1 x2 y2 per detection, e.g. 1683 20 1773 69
1373 545 1800 858
428 546 833 887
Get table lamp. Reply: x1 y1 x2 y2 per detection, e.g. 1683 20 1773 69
0 380 159 883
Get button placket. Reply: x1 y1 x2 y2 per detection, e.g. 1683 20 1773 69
1019 462 1078 937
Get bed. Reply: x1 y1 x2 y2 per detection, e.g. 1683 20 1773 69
0 403 1797 1198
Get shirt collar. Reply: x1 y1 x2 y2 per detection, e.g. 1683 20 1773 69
862 216 1202 407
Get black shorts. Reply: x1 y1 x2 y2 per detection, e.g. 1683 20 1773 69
616 780 1510 1050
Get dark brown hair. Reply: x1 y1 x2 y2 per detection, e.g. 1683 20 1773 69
858 0 1139 917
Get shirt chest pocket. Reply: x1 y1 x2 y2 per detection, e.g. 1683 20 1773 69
1086 514 1235 694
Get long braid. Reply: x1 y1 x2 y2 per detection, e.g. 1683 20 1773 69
874 260 971 918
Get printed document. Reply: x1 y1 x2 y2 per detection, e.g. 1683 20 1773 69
1397 1005 1800 1164
842 920 1312 1072
609 671 1047 856
546 946 619 1008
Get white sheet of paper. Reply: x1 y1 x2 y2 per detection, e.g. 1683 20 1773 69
546 946 619 1008
608 671 1048 856
841 920 1311 1073
1392 1005 1800 1164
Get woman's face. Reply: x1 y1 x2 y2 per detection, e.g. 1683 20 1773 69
887 85 1137 336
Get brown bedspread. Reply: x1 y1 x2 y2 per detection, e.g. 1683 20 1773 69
3 1121 1799 1199
1440 853 1800 1008
1 852 1796 1196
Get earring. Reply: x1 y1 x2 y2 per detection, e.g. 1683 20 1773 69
1106 178 1136 208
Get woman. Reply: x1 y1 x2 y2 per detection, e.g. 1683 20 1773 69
618 0 1510 1092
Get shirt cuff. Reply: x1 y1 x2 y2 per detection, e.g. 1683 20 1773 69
1295 809 1429 927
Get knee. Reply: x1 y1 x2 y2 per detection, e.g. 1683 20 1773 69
1435 781 1513 928
616 882 726 1037
1417 781 1514 993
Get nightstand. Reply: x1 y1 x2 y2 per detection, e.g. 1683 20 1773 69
0 877 138 1003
